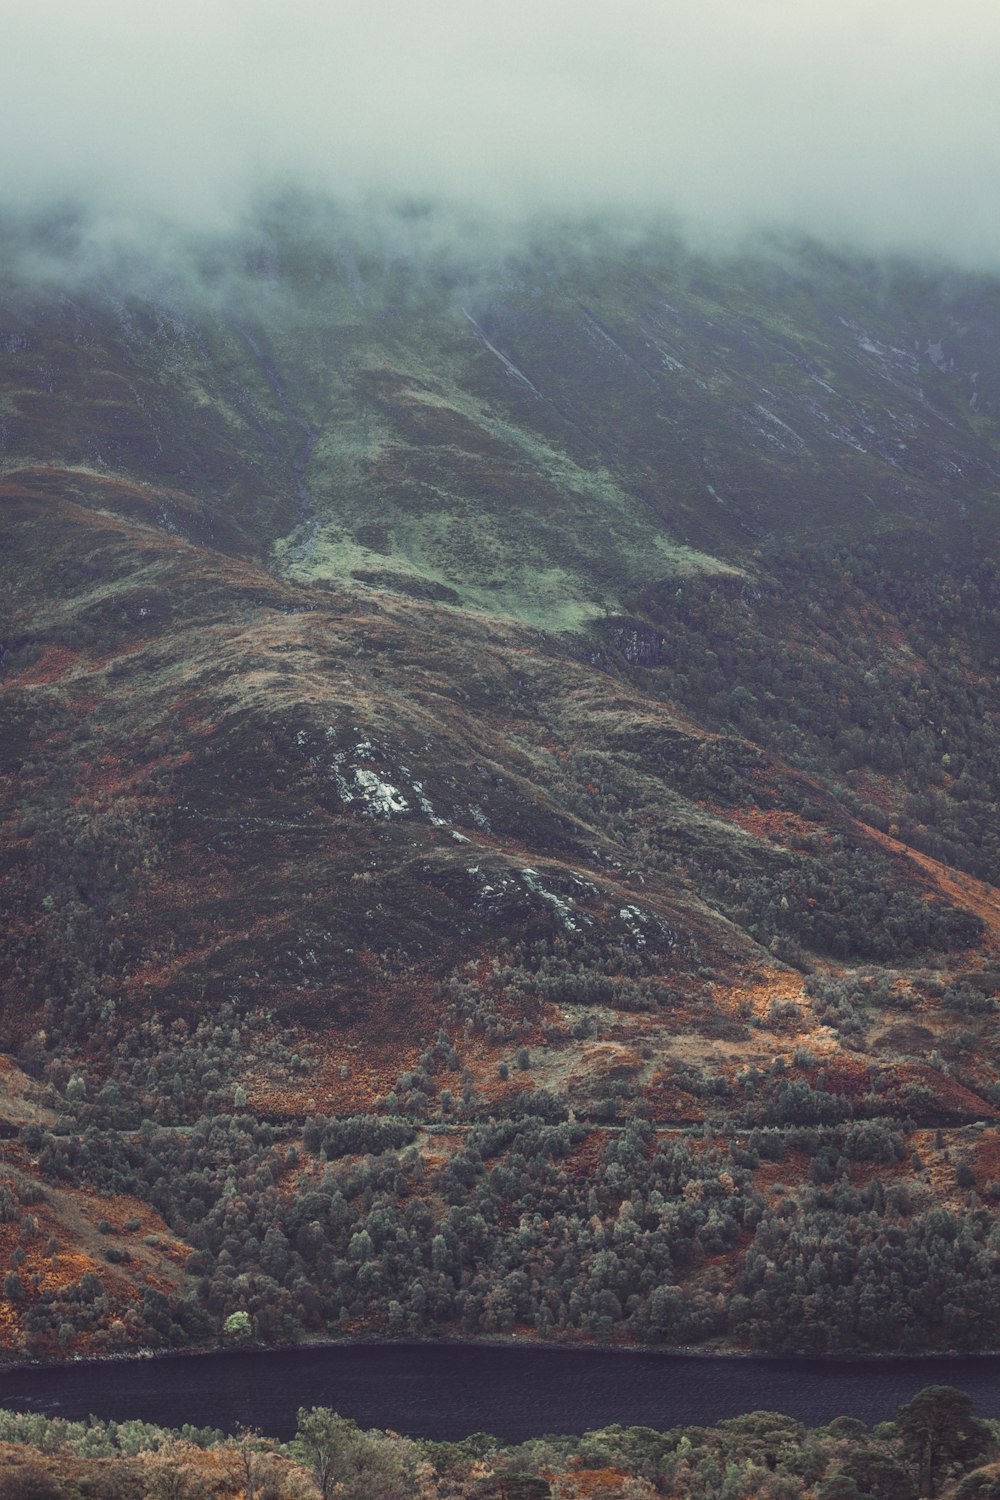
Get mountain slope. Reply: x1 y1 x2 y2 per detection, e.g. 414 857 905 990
2 215 1000 1360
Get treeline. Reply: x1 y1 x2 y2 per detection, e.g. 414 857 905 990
21 1008 302 1129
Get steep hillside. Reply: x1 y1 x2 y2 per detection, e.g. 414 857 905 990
2 214 1000 1360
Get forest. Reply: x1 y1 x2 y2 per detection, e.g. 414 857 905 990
10 1064 1000 1357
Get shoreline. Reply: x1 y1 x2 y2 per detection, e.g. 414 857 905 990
4 1332 1000 1379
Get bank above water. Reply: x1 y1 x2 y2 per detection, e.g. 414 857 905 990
3 1344 1000 1442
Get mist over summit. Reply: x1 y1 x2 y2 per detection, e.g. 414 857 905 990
4 0 1000 271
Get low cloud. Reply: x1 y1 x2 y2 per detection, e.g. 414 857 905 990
3 0 1000 267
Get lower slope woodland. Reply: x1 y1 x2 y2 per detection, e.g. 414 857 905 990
3 206 1000 1367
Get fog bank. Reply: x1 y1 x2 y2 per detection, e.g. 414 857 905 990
3 1 1000 269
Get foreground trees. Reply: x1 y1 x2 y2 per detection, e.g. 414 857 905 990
0 1386 996 1500
293 1408 416 1500
895 1386 994 1498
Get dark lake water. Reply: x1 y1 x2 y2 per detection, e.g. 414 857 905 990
3 1344 1000 1443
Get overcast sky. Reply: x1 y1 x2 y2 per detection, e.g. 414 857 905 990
3 0 1000 266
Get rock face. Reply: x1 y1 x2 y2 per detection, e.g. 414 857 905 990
2 209 1000 1360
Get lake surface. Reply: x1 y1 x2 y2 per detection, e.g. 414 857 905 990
3 1344 1000 1442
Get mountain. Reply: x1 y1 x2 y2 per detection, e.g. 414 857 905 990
2 208 999 1360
